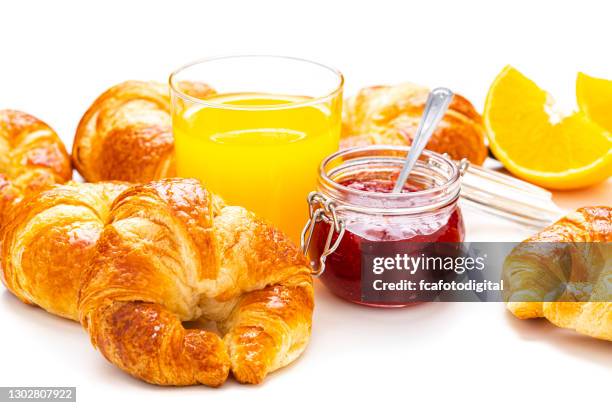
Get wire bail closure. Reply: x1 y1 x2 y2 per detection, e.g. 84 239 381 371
300 157 465 277
301 192 345 276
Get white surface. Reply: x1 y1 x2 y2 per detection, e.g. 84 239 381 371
0 1 611 407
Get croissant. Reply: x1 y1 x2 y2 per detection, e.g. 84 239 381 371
1 177 313 385
72 81 215 183
503 206 611 341
341 83 488 164
78 178 314 385
0 109 71 225
0 181 129 320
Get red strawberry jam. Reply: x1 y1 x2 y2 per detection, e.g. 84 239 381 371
314 171 465 307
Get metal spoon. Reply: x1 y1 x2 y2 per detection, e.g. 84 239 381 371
392 87 454 193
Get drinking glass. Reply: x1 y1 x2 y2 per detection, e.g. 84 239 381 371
170 55 343 242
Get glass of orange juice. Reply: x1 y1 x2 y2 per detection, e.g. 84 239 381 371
169 55 343 242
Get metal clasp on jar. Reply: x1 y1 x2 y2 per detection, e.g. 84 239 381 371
301 157 467 276
301 192 345 276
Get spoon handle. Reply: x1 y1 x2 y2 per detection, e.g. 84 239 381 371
392 87 454 193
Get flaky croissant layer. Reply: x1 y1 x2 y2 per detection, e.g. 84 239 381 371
0 109 72 227
341 83 488 164
504 206 611 341
1 178 314 385
0 182 129 320
72 81 215 183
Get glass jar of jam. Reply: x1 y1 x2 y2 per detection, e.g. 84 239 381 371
302 145 466 307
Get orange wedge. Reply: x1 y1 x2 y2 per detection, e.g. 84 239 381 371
484 66 612 190
577 72 612 132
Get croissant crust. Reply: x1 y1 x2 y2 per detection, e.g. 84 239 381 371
0 181 129 319
504 206 611 341
0 109 71 225
1 177 314 385
72 81 215 183
341 83 488 164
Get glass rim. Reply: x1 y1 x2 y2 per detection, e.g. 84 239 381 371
168 54 344 111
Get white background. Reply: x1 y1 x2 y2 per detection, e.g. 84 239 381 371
1 1 610 407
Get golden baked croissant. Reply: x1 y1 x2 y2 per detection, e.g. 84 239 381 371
1 177 313 385
503 206 611 341
72 81 215 183
0 181 129 320
78 178 313 385
341 83 488 164
0 109 71 225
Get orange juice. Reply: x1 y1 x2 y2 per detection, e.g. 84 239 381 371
173 93 342 242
